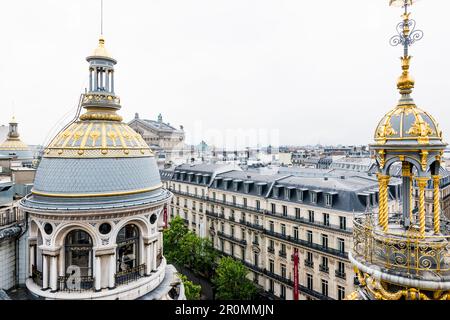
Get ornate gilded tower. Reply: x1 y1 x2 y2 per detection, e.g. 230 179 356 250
348 0 450 300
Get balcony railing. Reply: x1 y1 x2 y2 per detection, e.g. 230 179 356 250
0 207 24 228
304 260 314 268
115 264 146 286
264 210 352 234
268 247 275 254
57 275 95 292
205 210 218 218
217 231 247 246
264 229 348 259
31 265 43 287
169 188 352 234
353 213 450 277
335 270 346 279
319 264 329 273
279 251 287 258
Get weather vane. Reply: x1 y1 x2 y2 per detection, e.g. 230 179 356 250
389 0 423 58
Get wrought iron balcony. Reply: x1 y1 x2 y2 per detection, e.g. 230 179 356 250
115 264 146 286
263 209 352 234
335 270 346 279
267 246 275 254
319 264 329 273
352 213 450 279
217 231 247 246
279 250 287 258
264 229 348 259
205 210 218 218
31 265 43 287
304 260 314 268
57 274 95 292
0 207 24 228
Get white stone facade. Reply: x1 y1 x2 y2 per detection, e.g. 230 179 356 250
22 200 170 300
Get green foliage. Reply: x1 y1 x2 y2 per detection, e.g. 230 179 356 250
163 216 189 263
179 274 201 300
212 256 258 300
163 216 217 276
165 217 256 300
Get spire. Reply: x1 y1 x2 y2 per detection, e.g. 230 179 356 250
389 0 423 97
80 1 121 122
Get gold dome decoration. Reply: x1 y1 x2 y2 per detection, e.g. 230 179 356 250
0 138 30 151
374 104 441 145
90 36 113 59
44 120 154 158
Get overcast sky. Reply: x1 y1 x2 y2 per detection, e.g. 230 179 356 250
0 0 449 149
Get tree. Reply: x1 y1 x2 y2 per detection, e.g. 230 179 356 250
163 216 189 263
178 274 201 300
164 216 218 276
212 256 258 300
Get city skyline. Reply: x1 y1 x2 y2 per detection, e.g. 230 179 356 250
1 0 449 148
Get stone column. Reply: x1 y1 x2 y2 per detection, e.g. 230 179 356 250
416 177 429 237
432 175 441 234
377 173 390 232
50 256 58 292
105 70 110 92
152 241 157 271
29 245 35 277
109 254 115 289
93 69 98 91
111 70 114 93
145 243 152 275
42 254 49 290
95 256 101 292
89 68 93 91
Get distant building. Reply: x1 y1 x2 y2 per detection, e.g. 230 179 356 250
330 157 373 173
128 113 186 166
0 118 33 166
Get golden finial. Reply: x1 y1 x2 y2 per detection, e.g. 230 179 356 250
389 0 423 96
397 56 414 94
91 35 112 59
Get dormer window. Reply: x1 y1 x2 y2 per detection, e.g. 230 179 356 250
310 191 317 204
297 188 306 202
325 192 337 207
273 186 279 198
243 181 253 194
325 194 332 207
284 188 291 200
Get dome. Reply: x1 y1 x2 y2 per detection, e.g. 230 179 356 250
374 103 443 146
22 37 169 210
0 117 33 160
374 56 444 146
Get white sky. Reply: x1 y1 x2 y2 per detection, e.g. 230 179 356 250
0 0 449 149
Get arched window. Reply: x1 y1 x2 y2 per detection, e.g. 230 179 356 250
65 229 93 277
116 224 140 272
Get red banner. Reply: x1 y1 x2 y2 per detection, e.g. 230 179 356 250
163 205 168 229
293 248 299 300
